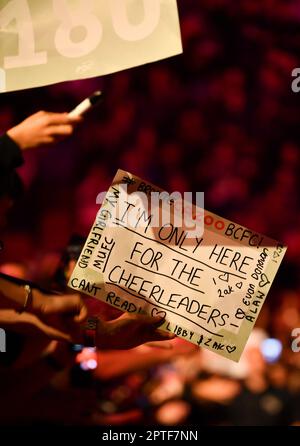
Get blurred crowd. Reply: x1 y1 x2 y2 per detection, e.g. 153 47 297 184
1 0 300 426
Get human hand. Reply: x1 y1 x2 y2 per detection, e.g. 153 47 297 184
96 313 176 350
192 377 241 404
7 110 82 150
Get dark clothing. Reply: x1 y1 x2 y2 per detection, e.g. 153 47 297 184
0 133 23 171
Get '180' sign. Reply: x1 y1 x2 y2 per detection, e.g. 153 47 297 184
0 0 182 92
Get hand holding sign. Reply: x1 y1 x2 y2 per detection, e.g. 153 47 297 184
96 313 175 350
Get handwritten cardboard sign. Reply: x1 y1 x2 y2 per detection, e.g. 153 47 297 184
0 0 182 92
69 169 287 361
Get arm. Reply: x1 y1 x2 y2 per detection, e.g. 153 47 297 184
0 276 88 346
95 313 175 350
0 309 73 348
0 111 81 169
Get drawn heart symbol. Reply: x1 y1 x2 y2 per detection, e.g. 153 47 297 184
219 273 229 282
226 345 236 354
236 282 243 289
259 274 270 288
151 307 167 320
235 308 246 319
